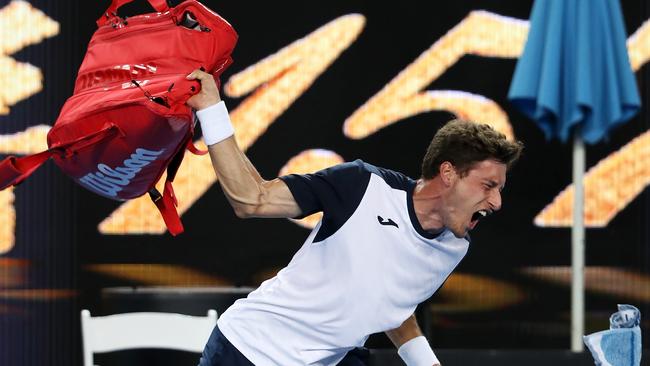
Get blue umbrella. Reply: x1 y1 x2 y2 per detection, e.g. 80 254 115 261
508 0 640 352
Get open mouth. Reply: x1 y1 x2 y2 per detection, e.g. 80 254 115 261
469 209 490 230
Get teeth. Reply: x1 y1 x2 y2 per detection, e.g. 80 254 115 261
471 210 488 222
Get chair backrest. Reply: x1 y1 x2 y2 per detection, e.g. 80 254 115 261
81 309 217 366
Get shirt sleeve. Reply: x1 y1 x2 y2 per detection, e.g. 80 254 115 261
279 159 371 222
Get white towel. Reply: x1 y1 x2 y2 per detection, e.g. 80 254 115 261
583 304 642 366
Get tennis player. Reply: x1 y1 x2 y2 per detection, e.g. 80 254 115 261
187 69 523 366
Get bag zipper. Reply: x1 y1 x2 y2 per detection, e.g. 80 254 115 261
92 20 176 43
70 72 189 97
94 1 217 41
95 7 178 36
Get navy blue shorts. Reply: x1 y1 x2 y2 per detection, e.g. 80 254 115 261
197 326 253 366
198 326 369 365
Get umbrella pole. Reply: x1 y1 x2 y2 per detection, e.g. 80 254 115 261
571 129 585 352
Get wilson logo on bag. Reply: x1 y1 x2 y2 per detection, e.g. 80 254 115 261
0 0 238 236
79 147 166 198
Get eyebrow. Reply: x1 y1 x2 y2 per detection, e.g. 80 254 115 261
485 179 505 191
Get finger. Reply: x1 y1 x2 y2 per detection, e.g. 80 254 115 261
186 69 208 80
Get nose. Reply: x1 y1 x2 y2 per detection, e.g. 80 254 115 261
489 189 502 211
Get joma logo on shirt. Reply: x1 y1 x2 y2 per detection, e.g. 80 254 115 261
377 215 399 228
79 148 165 197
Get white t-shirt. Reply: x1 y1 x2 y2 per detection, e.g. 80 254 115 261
217 160 469 365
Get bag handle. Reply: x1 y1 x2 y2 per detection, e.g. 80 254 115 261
0 124 122 190
186 139 208 156
97 0 171 27
55 123 124 156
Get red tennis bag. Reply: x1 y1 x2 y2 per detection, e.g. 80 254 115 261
0 0 237 235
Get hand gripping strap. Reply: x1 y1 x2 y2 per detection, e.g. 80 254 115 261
0 150 54 190
97 0 170 26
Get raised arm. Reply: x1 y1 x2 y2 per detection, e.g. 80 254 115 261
385 314 441 366
186 70 302 219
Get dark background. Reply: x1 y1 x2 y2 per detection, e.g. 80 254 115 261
0 0 649 365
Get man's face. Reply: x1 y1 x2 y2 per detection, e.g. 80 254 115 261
442 160 507 238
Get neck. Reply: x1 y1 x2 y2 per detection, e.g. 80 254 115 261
412 178 445 233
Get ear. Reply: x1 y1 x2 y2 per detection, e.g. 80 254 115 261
439 161 457 186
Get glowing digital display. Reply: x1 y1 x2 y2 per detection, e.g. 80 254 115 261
0 126 50 254
0 188 15 254
96 11 650 235
0 0 58 254
432 273 525 312
0 258 76 304
522 266 650 302
1 9 650 240
1 3 648 357
0 289 76 300
627 19 650 70
0 124 50 154
0 0 59 115
344 11 527 141
85 263 231 287
0 258 27 287
535 131 650 227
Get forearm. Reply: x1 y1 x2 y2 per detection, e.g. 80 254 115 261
206 135 265 215
386 314 440 366
386 314 423 348
198 103 300 218
188 69 301 218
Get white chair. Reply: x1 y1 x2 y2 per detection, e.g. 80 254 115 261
81 309 217 366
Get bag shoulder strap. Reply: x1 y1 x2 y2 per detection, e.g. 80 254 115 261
149 181 183 236
147 136 191 236
0 150 55 190
0 124 121 191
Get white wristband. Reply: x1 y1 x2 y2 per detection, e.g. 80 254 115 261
397 336 439 366
196 101 234 146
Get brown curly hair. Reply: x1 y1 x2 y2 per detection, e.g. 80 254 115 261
421 119 524 179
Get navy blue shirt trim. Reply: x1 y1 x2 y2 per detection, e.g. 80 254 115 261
279 160 371 243
280 160 446 242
